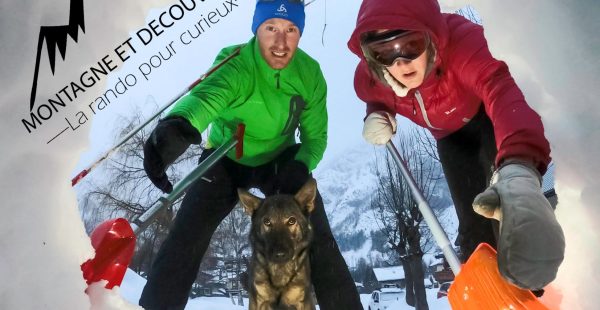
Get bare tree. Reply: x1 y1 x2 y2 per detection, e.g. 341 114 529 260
455 5 482 25
371 129 446 310
211 204 251 260
209 205 252 305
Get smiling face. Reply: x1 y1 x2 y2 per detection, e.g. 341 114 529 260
385 48 429 89
256 18 301 70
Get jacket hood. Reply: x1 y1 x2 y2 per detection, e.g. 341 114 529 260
347 0 449 60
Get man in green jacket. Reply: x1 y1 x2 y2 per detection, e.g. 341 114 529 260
139 1 362 309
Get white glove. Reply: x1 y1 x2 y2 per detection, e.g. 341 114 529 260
473 160 565 290
362 111 397 145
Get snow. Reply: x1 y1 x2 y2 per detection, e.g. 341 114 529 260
86 269 250 309
87 282 142 310
343 238 376 267
359 289 451 310
438 206 459 244
373 266 406 282
315 142 384 236
89 267 451 310
0 0 598 309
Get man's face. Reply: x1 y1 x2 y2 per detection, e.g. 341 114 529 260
256 18 301 70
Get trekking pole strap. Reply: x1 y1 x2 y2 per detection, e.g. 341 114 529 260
385 140 462 275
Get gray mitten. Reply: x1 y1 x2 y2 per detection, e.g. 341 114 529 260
473 160 565 290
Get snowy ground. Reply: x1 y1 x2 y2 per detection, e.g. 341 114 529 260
359 290 451 310
109 268 451 310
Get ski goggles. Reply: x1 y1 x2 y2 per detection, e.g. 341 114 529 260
361 30 430 66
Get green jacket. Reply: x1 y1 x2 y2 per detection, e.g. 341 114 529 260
167 37 328 171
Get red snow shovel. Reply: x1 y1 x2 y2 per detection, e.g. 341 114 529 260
385 141 552 309
81 218 135 289
81 124 245 289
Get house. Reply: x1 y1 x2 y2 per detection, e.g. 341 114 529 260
190 272 227 298
191 256 248 298
428 256 445 275
372 266 406 289
431 253 455 283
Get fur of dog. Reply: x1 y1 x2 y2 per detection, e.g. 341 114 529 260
237 178 317 310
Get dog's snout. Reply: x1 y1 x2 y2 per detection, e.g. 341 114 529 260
270 247 292 263
267 234 294 263
275 251 287 259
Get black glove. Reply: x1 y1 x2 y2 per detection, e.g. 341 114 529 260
143 117 201 193
275 160 309 195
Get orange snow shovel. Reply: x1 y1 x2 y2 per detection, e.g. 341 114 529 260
449 243 553 309
386 141 553 310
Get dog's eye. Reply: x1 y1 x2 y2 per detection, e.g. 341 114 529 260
287 217 297 225
263 218 272 226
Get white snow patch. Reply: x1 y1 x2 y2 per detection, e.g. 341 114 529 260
373 266 406 282
87 281 143 310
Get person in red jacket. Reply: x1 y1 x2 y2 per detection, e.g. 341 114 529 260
348 0 565 292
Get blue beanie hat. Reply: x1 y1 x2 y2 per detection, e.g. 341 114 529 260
252 0 305 35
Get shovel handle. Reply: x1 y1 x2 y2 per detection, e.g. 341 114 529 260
385 141 462 275
235 123 245 159
132 124 245 235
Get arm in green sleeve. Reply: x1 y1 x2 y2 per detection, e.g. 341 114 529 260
167 49 244 134
295 68 328 171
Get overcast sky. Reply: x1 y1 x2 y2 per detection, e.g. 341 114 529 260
0 0 598 309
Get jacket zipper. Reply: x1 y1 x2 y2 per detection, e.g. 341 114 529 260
415 90 440 130
275 72 280 89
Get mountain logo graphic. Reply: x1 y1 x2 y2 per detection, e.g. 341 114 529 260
29 0 86 111
277 4 287 13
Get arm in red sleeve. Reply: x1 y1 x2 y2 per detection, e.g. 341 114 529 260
449 19 551 173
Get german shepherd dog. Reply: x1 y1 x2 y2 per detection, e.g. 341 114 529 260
237 178 317 310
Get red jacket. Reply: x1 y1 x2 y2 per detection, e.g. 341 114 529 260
347 0 550 172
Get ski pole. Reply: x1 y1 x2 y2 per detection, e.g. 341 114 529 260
71 46 243 187
385 140 462 275
131 123 245 235
386 140 552 309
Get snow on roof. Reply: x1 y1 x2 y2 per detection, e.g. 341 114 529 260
373 266 405 281
423 252 444 267
380 287 403 293
429 258 445 267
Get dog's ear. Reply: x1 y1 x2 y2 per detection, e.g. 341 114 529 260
237 188 262 215
294 178 317 213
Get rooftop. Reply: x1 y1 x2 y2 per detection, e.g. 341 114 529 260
373 266 405 281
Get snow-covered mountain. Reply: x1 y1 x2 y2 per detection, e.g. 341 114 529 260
315 142 385 266
316 141 381 235
314 141 457 267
